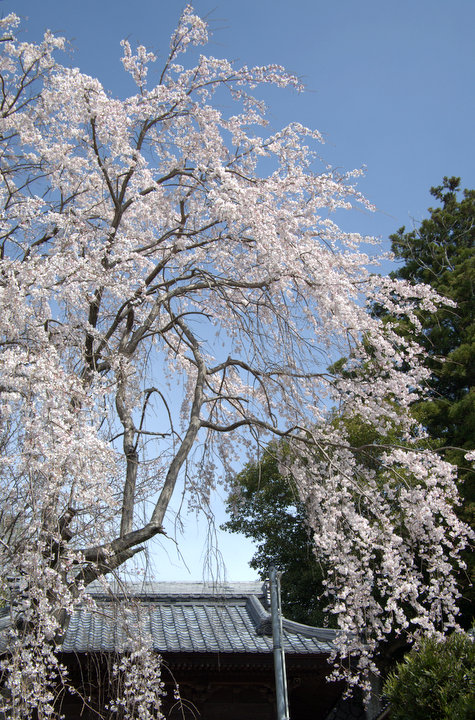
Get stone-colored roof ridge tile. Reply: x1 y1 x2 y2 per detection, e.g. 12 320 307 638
245 593 336 644
87 579 265 599
282 617 337 643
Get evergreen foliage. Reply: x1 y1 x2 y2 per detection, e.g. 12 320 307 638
388 178 474 622
389 177 474 474
223 445 327 626
383 632 475 720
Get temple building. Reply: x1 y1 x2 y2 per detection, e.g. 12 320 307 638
58 580 368 719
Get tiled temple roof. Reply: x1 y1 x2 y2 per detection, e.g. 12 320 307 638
60 580 336 655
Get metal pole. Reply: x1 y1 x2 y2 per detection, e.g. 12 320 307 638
269 566 290 720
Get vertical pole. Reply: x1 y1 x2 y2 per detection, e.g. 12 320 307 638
269 566 290 720
365 672 382 720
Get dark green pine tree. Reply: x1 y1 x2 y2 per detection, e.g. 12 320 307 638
388 178 474 623
389 177 474 465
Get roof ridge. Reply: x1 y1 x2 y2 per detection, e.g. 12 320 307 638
245 594 337 643
282 617 337 641
86 580 265 598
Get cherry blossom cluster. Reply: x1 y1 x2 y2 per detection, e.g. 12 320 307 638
285 406 471 690
108 635 165 720
1 556 85 718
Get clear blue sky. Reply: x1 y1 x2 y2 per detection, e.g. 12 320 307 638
4 0 474 580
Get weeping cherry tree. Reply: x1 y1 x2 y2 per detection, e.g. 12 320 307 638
0 6 472 716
